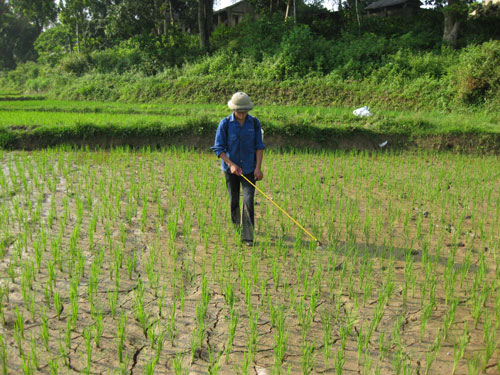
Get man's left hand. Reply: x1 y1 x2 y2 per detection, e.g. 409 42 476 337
254 168 263 181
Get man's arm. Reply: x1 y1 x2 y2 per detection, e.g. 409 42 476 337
220 152 242 176
254 149 263 181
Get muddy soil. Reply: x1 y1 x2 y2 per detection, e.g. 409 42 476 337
0 149 498 375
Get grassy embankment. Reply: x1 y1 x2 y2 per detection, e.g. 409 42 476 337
1 96 499 152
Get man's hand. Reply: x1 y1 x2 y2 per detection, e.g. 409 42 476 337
254 168 263 181
230 164 242 176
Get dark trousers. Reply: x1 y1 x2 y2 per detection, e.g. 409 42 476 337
225 171 255 241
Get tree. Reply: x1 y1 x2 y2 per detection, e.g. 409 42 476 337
441 0 468 48
34 24 73 64
11 0 57 34
59 0 113 51
59 0 91 51
198 0 213 51
0 0 39 69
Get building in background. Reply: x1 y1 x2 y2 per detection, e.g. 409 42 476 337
365 0 421 16
213 0 257 27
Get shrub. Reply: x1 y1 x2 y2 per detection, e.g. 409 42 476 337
133 31 201 75
90 47 142 74
453 40 500 104
328 33 392 78
6 61 41 88
59 53 92 76
278 25 333 78
214 14 290 60
372 47 456 82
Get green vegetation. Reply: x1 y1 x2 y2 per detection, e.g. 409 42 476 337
0 97 499 151
2 5 500 113
0 146 499 373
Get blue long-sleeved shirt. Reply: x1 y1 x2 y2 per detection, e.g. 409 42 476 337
211 113 265 174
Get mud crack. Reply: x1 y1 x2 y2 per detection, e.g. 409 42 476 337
130 345 146 375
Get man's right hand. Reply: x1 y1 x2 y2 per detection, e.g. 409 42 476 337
230 164 242 176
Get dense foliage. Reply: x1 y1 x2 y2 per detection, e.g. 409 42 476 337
1 1 500 111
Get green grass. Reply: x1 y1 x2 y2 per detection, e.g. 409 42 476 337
0 97 499 150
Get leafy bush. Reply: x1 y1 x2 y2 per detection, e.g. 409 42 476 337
372 47 456 82
7 61 42 88
133 31 201 75
59 53 92 76
34 25 74 66
57 30 200 76
453 40 500 104
277 25 333 78
328 33 393 78
90 47 143 74
213 14 290 60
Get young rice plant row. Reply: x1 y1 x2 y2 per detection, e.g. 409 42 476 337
0 147 498 374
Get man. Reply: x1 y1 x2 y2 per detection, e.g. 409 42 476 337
211 92 265 246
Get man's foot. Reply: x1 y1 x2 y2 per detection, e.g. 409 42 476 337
243 240 253 247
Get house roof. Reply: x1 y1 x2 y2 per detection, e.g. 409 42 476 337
365 0 415 10
214 0 248 14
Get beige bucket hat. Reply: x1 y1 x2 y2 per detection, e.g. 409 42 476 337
228 92 254 111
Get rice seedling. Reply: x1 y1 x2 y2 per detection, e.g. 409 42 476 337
21 354 33 375
14 306 25 340
83 327 93 375
273 307 287 367
0 334 7 375
302 340 316 375
40 308 50 351
108 288 118 319
117 313 127 363
334 345 345 375
481 315 497 372
167 298 178 345
64 318 72 353
425 329 443 375
93 309 104 348
420 301 434 342
467 352 481 375
442 299 458 340
144 354 157 375
173 353 187 375
208 347 222 375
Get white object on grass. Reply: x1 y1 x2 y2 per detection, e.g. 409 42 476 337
379 141 388 147
353 106 372 117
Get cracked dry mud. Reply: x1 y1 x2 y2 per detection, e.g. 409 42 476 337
0 149 499 374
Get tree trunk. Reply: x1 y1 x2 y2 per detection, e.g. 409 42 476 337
198 0 213 52
169 0 174 25
443 12 461 48
163 0 168 35
76 22 80 53
442 0 463 49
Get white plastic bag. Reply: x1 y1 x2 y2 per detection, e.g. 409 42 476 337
353 106 372 117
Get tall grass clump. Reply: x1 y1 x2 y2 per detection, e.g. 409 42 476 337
452 40 500 106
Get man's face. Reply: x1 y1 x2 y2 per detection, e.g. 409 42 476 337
235 111 248 120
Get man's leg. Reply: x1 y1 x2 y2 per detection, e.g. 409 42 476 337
225 171 241 225
241 173 256 242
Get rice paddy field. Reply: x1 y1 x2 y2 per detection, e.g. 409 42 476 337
0 144 499 375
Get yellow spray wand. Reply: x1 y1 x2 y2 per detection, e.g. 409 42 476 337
240 174 323 247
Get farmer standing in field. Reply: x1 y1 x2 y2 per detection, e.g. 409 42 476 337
211 92 265 246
